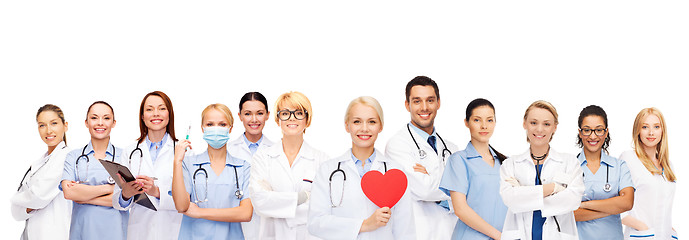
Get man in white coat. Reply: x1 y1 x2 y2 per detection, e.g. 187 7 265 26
385 76 459 240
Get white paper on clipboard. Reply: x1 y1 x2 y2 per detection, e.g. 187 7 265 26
98 159 157 211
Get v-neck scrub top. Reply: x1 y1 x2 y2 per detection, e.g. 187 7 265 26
179 150 250 240
439 142 507 240
576 150 634 240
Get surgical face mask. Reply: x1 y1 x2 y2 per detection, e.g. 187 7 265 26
203 126 230 149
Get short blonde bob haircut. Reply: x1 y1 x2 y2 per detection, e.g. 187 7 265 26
632 107 676 182
274 91 313 127
344 96 384 128
523 100 559 142
201 103 234 128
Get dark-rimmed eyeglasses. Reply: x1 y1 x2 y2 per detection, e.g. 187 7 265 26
579 128 607 136
277 109 307 121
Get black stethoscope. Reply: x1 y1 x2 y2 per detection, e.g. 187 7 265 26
578 153 612 192
329 161 387 208
192 162 243 203
17 145 68 191
129 140 175 178
407 124 452 160
76 144 116 184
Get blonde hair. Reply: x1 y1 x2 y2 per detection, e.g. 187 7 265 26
344 96 384 128
632 107 675 182
523 100 559 141
201 103 234 128
274 91 313 127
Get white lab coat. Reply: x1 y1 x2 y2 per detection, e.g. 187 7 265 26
307 150 416 240
11 142 72 240
228 135 274 240
250 140 329 240
499 149 584 240
619 150 677 240
384 125 459 240
112 136 183 240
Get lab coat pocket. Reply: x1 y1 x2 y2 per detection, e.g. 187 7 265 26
629 228 656 239
672 229 678 239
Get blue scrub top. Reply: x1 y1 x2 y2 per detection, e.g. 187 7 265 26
439 142 507 240
179 150 251 240
576 150 634 240
61 141 128 240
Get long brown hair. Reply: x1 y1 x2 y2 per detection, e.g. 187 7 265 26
37 104 67 145
632 107 675 182
137 91 177 143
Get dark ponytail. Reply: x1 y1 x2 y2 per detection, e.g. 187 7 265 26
466 98 507 164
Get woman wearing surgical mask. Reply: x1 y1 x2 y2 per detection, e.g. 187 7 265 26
12 104 72 240
619 107 677 239
307 96 415 240
573 105 634 240
250 91 330 240
171 103 253 240
499 100 584 240
439 98 508 240
228 92 275 240
60 101 128 240
112 91 183 240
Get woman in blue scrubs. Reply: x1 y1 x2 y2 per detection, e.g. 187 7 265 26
573 105 634 239
60 101 127 240
439 98 508 240
171 103 253 240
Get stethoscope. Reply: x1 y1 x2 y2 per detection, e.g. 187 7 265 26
17 145 68 191
329 161 387 208
129 140 175 177
406 124 452 161
578 153 612 192
75 144 117 184
192 163 243 203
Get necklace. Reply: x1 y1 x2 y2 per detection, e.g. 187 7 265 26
530 145 550 161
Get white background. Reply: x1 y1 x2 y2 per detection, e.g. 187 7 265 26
1 1 686 236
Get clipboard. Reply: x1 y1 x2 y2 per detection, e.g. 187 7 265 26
98 159 158 211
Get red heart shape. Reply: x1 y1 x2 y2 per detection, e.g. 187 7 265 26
361 169 408 208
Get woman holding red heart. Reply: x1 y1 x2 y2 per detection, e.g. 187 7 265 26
439 98 508 240
307 96 415 240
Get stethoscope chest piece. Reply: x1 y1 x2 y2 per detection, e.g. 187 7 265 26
107 176 116 184
235 189 243 199
603 183 612 192
418 149 427 159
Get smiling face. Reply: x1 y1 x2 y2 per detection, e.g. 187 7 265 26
240 100 269 136
37 110 68 147
85 103 115 140
405 85 440 134
142 95 169 133
638 114 662 149
579 115 608 154
523 107 557 147
465 105 495 144
346 103 382 150
278 106 307 137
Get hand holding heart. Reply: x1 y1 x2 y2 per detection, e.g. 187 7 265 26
360 207 391 233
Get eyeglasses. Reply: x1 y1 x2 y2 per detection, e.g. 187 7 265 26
580 128 607 136
277 109 308 121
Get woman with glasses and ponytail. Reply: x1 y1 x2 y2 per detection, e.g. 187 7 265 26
573 105 634 240
439 98 508 240
249 91 330 240
499 100 584 240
